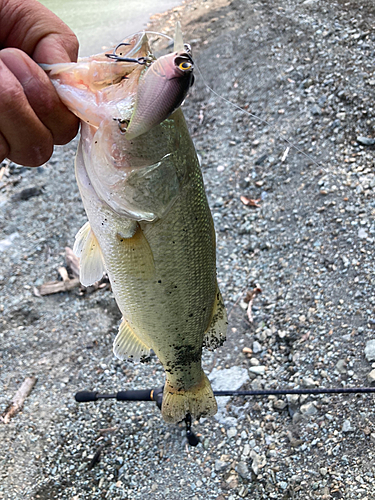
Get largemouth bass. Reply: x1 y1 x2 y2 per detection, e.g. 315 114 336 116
43 26 227 424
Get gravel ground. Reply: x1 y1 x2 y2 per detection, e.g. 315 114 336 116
1 0 375 498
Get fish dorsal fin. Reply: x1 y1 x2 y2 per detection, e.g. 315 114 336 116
73 221 106 286
113 318 150 361
116 223 155 279
173 22 184 52
203 284 228 351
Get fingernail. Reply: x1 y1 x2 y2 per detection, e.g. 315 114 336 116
0 48 35 88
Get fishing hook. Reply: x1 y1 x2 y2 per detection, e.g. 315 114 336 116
105 42 152 65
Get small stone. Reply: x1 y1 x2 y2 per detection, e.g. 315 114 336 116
367 369 375 384
365 340 375 362
238 485 249 498
249 365 266 375
236 461 249 479
209 366 249 425
227 427 237 439
273 399 287 410
302 377 317 388
279 481 288 490
293 412 306 425
358 228 368 239
0 232 19 252
250 451 260 475
242 444 250 456
311 104 321 115
249 357 260 366
251 378 263 390
256 330 267 342
357 136 375 146
300 402 317 416
215 460 228 472
287 394 299 406
319 467 328 477
252 341 262 353
342 420 353 433
335 359 347 374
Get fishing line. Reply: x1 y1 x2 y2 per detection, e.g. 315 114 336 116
194 62 322 169
75 385 375 447
119 30 173 44
111 30 320 170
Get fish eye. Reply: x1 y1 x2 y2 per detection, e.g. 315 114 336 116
178 61 192 71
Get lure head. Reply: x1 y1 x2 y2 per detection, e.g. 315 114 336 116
123 21 194 140
124 50 194 140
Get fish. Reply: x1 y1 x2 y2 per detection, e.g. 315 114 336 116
43 25 228 424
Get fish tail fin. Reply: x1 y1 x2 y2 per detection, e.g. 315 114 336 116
161 372 217 424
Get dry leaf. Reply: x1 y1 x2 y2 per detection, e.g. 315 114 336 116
240 196 261 208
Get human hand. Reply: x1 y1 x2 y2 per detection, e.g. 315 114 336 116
0 0 79 167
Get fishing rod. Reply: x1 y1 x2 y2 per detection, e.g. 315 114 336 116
75 385 375 446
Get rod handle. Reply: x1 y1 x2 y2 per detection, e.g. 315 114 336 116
116 389 153 401
75 391 99 402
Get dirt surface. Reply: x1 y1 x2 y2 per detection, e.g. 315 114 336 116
1 0 375 498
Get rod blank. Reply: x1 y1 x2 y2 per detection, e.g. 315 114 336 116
75 386 375 404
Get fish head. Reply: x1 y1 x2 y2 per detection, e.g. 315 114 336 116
42 26 194 135
44 28 196 222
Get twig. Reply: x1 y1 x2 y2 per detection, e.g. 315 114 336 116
34 247 109 297
0 175 21 191
87 446 103 470
36 277 80 296
65 247 80 278
245 287 262 323
0 166 6 182
1 376 37 424
98 426 118 435
281 146 290 162
58 267 70 282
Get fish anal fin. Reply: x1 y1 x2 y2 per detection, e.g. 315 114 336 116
113 318 150 361
203 285 228 351
116 223 155 279
73 221 105 286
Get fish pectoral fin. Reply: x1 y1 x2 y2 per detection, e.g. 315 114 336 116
73 221 106 286
203 284 228 351
116 223 155 279
113 318 150 361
